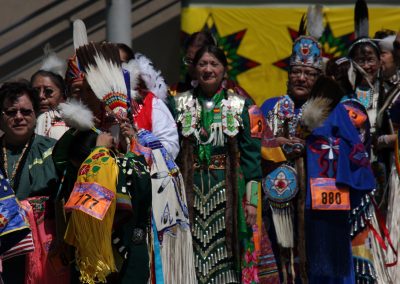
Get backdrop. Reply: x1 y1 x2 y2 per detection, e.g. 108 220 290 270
181 4 400 105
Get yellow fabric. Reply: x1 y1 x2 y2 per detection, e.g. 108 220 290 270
182 5 400 106
261 146 286 163
64 147 118 284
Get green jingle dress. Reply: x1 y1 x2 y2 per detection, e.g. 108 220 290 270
173 87 262 284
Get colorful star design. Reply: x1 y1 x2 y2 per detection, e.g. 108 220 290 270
181 14 260 82
273 22 355 72
0 213 8 228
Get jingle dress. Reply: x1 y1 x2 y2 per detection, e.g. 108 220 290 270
173 87 262 284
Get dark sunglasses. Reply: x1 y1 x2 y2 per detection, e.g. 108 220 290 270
2 108 34 117
34 87 54 98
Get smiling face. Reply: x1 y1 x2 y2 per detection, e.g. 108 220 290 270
0 94 36 146
288 66 320 101
32 74 63 113
195 52 226 96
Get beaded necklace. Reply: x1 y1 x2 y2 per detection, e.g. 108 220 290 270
2 138 31 188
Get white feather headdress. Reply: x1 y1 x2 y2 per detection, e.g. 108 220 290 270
307 4 324 40
123 53 168 102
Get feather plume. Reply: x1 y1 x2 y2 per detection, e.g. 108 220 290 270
40 44 66 76
301 97 333 131
76 42 128 119
73 19 88 50
134 53 168 102
298 14 307 37
307 4 324 40
59 99 95 131
354 0 369 38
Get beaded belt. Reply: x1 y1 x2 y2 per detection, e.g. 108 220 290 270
194 154 226 170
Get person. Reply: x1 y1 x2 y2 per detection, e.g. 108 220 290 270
172 44 267 283
59 20 195 283
117 42 135 63
260 35 322 283
374 30 398 90
170 31 255 103
300 76 375 284
0 81 69 284
31 47 69 139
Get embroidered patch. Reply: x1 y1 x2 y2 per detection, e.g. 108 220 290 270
263 165 298 203
221 99 240 136
65 182 115 220
343 104 368 128
181 99 197 137
310 178 350 210
249 105 264 138
349 143 370 167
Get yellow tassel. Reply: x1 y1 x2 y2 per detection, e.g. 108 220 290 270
64 147 118 284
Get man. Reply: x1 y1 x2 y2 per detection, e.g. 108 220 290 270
260 35 322 283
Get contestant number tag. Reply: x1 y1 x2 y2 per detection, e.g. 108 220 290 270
310 178 350 210
65 182 115 220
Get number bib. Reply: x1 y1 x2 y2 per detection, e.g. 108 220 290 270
310 178 350 211
65 182 115 220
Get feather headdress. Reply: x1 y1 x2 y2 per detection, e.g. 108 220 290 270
40 44 66 77
76 42 128 120
135 53 168 101
307 4 324 40
354 0 369 39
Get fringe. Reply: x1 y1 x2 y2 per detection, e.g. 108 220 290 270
385 162 400 282
160 227 197 284
270 206 294 248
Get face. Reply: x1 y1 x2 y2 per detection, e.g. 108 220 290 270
352 45 381 83
32 75 63 113
195 52 225 94
380 50 396 78
0 94 36 145
288 66 319 100
184 45 199 80
119 49 130 63
70 80 102 119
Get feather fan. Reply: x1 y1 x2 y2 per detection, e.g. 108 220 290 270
354 0 369 38
301 97 333 131
59 99 95 131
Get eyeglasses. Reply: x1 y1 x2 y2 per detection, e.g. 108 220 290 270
353 57 378 67
182 57 194 66
290 69 319 80
2 108 34 117
34 86 54 98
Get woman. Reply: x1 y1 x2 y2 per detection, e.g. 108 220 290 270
173 45 262 283
0 81 68 284
301 76 375 284
31 50 69 140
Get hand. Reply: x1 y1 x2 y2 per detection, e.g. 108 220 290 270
96 132 114 148
245 204 257 226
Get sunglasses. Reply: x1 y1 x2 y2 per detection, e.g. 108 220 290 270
34 87 54 98
2 108 34 117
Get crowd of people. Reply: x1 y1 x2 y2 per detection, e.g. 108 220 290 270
0 3 400 284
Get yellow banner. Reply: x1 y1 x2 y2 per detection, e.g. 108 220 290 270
181 5 400 106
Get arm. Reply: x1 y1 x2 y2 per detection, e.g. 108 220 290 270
151 98 180 159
